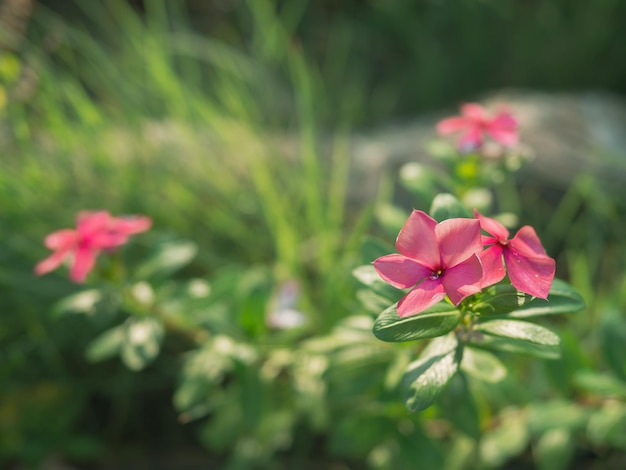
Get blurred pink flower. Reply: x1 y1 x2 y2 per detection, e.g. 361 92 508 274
436 103 518 151
474 210 555 298
35 211 152 283
374 210 483 317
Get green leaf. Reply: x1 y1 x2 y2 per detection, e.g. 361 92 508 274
471 284 533 316
134 239 198 280
587 402 626 450
527 400 589 434
535 428 575 470
373 302 461 342
479 409 528 468
352 265 403 303
402 334 461 412
573 369 626 399
120 317 164 371
360 236 395 265
600 310 626 380
472 320 561 359
85 325 125 362
460 346 507 383
375 203 408 236
505 279 586 318
429 193 471 221
54 289 103 316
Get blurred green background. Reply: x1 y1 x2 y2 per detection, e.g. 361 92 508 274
1 0 626 469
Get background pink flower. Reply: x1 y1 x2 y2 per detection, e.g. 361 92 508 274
436 103 518 151
474 210 555 298
35 211 152 283
374 210 483 317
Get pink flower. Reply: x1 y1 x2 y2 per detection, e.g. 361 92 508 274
474 210 555 298
374 210 484 318
436 103 518 151
35 211 152 283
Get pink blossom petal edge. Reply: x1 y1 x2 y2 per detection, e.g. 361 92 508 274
474 209 509 241
113 216 153 235
461 103 488 120
436 117 470 135
441 254 483 305
397 279 446 318
374 254 431 290
478 245 506 288
436 218 482 268
70 245 99 283
503 250 555 299
395 210 439 268
510 225 548 257
44 229 78 250
34 248 72 276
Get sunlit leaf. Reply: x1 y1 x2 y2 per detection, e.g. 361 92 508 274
120 317 164 371
471 284 532 316
472 320 561 359
402 334 461 412
505 279 586 318
134 239 198 280
534 428 575 470
374 303 461 342
352 265 403 303
573 369 626 399
429 193 471 221
479 409 528 468
527 400 588 434
85 325 124 362
460 346 507 383
587 401 626 450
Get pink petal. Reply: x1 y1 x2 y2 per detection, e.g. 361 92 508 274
43 229 78 250
486 113 518 146
436 218 482 268
77 211 112 237
503 249 555 299
395 210 440 268
510 226 548 257
112 215 152 235
478 245 506 288
397 279 446 318
474 210 509 240
70 245 99 283
374 254 431 289
461 103 488 121
436 117 470 135
34 248 72 276
89 231 130 249
458 127 483 151
441 253 483 305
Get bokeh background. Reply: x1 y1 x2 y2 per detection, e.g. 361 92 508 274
1 0 626 469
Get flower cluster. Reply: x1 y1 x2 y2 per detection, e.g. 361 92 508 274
374 210 555 318
436 103 518 152
35 210 152 283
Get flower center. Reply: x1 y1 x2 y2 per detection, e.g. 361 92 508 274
429 269 443 280
498 239 509 246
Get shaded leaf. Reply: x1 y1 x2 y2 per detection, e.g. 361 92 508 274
373 302 460 342
528 400 589 434
471 284 532 316
360 236 395 266
480 409 528 468
402 334 461 412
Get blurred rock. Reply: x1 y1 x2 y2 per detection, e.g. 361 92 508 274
348 90 626 203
